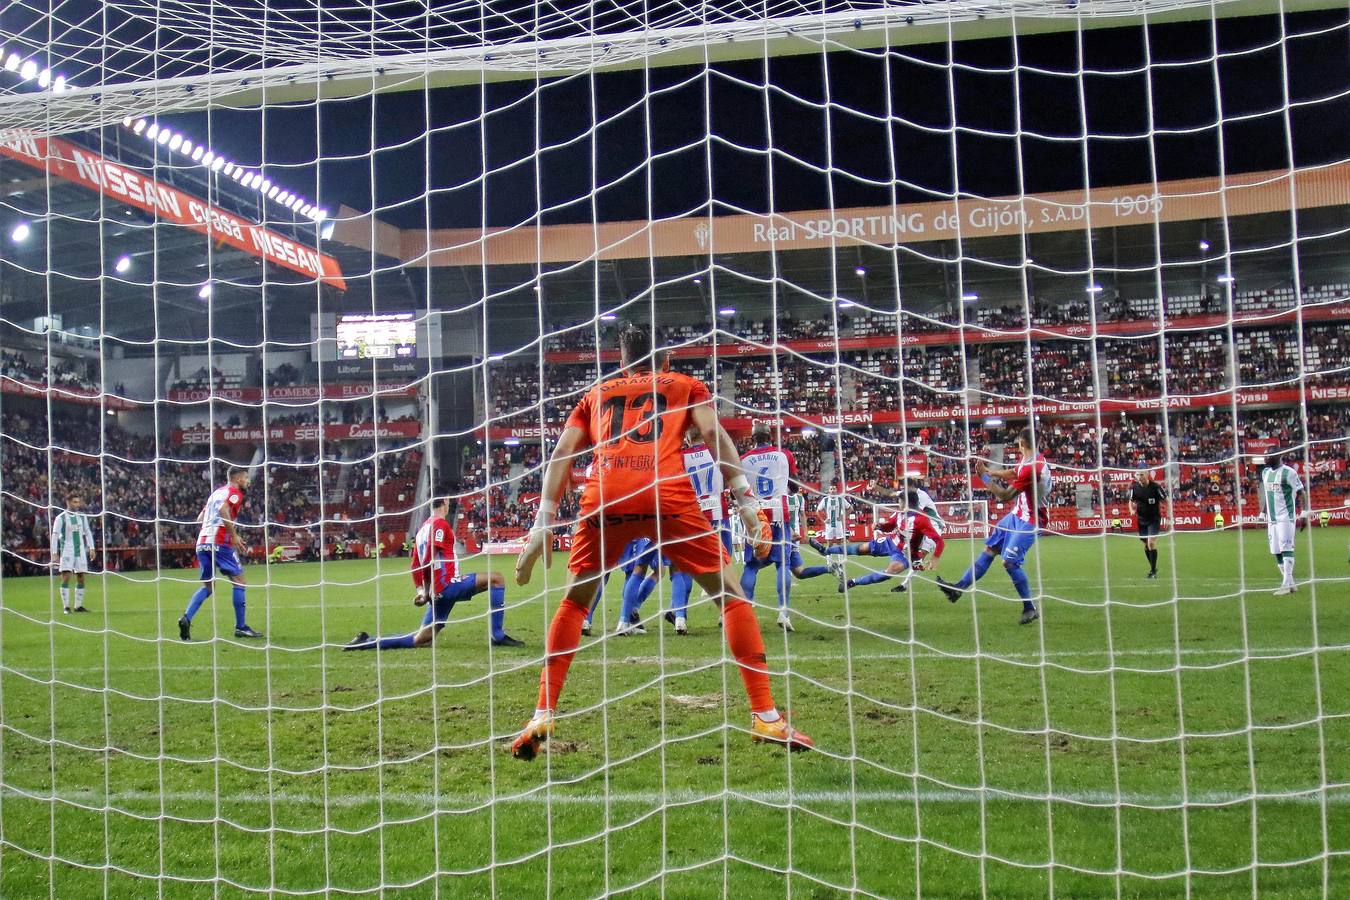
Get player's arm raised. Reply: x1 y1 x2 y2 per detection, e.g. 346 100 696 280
515 425 589 585
690 401 767 556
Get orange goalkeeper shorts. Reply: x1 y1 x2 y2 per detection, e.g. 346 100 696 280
568 505 731 575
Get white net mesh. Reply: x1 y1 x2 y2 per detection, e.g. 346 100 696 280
2 0 1350 895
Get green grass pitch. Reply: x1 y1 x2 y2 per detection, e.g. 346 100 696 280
2 528 1349 898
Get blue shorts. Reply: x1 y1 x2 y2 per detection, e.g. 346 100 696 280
744 523 802 568
986 514 1038 564
422 574 481 630
867 537 909 567
197 545 243 580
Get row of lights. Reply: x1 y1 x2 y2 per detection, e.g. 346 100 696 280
1 46 332 234
123 118 328 224
9 221 213 297
1 47 68 94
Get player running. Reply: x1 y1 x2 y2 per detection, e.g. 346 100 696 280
179 467 263 641
811 491 945 591
937 428 1051 625
511 325 812 759
346 497 522 649
1128 468 1168 579
740 422 829 632
51 494 96 614
1259 451 1306 596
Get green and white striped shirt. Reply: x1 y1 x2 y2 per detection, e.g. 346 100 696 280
816 494 851 530
1260 464 1303 524
51 510 94 558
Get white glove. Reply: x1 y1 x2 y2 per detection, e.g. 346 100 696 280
515 499 557 586
413 585 429 606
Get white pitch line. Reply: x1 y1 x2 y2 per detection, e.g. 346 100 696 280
23 643 1349 676
3 785 1348 810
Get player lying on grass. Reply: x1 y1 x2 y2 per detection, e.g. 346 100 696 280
179 467 263 641
511 324 811 760
937 427 1050 625
344 497 523 650
809 491 944 592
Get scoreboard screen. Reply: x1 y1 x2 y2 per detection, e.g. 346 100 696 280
335 313 417 360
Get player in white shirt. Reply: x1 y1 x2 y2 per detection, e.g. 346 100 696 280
739 422 829 632
663 429 731 634
1259 451 1307 596
815 481 851 575
51 494 96 614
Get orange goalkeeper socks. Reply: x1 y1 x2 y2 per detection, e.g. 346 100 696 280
536 596 591 712
720 597 776 714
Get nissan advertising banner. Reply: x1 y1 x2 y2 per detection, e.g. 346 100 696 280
0 130 347 290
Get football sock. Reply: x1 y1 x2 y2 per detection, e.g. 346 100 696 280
1008 566 1032 601
620 573 646 622
536 597 590 712
1146 548 1158 571
775 564 792 609
231 585 247 629
795 565 828 579
184 586 211 621
637 574 659 606
956 553 994 590
489 585 507 639
74 587 85 609
739 562 760 600
901 567 914 589
720 596 775 714
60 587 70 611
375 633 417 650
852 572 891 586
670 572 693 614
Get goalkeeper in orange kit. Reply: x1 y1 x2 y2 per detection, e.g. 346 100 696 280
511 324 811 760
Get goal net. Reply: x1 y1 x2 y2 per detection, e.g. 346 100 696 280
2 0 1349 895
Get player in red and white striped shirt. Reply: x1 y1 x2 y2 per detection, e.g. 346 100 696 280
938 428 1051 625
811 491 945 591
345 497 522 650
178 467 261 641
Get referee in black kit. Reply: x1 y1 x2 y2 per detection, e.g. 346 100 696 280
1129 468 1168 579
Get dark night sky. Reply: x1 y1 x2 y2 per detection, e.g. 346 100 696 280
154 8 1350 230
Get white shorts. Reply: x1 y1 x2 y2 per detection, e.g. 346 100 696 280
58 555 89 574
822 525 848 542
1267 521 1295 555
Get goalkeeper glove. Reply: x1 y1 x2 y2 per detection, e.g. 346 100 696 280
730 475 771 558
515 500 556 586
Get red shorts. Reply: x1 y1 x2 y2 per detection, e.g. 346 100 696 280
569 505 731 575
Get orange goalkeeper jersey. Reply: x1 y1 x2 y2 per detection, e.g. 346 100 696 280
565 368 712 516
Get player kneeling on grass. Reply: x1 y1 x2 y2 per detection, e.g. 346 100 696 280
810 491 944 592
345 497 523 650
511 324 811 760
51 494 96 614
179 467 263 641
